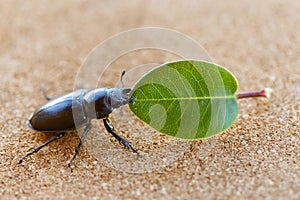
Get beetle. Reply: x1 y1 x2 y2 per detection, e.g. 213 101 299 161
19 83 139 167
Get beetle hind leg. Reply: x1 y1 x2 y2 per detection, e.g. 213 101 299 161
19 132 66 165
103 118 140 157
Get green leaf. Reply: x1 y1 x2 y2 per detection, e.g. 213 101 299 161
129 60 238 139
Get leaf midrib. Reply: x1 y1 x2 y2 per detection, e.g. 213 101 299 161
134 95 236 101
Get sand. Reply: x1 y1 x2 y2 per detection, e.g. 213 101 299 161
1 0 299 199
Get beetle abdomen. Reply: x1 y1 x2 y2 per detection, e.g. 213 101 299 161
28 89 88 132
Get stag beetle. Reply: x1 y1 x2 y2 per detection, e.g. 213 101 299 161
19 74 139 167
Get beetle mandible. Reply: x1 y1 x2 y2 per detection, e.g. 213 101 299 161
19 75 139 167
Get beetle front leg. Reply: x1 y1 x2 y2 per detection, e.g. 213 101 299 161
68 123 92 168
103 118 140 157
19 132 66 165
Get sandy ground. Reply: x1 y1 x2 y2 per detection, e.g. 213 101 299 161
1 0 299 199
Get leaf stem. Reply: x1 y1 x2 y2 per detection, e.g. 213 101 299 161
236 88 273 99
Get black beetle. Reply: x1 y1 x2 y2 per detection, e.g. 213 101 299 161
19 85 139 167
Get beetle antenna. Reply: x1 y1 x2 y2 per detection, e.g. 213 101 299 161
120 70 126 88
118 70 127 116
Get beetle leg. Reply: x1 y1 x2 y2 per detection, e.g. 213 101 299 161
41 88 52 101
68 123 92 168
103 118 140 157
19 132 66 165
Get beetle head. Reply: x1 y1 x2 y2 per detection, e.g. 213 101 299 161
108 88 133 109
